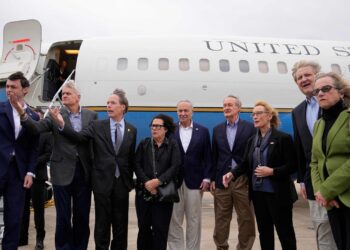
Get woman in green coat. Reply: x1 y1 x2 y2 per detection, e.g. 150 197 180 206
311 72 350 250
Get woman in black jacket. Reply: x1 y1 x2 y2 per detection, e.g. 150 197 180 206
135 114 181 250
223 101 298 250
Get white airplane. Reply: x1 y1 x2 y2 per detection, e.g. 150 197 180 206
1 19 349 139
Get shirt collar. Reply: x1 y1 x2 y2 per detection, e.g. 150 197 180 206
67 106 82 115
110 117 125 128
179 120 193 129
226 117 239 127
306 96 317 105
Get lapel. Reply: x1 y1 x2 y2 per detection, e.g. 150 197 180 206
5 101 15 138
61 108 73 129
326 110 348 154
80 109 89 128
174 126 185 155
299 101 313 138
185 122 199 153
102 119 115 154
220 122 231 151
266 128 278 162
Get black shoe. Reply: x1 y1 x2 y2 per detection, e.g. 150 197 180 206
35 239 44 250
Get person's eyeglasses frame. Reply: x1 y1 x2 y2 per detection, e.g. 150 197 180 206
251 111 269 117
313 85 339 96
149 124 165 130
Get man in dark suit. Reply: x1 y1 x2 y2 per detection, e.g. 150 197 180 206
211 95 256 250
1 71 39 249
291 60 336 250
51 88 137 250
19 107 52 250
168 100 212 250
13 81 97 250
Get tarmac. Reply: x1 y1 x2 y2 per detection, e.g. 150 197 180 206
19 189 317 250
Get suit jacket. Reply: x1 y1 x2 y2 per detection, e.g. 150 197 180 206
233 127 298 205
21 108 97 185
135 137 181 185
311 109 350 207
0 101 39 179
35 132 52 181
173 122 212 189
212 119 256 189
292 100 319 199
60 119 137 194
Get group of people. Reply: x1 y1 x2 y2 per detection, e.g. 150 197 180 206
0 58 349 250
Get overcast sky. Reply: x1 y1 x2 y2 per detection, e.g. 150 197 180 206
1 0 350 52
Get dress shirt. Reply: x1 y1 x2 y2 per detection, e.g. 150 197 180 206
306 96 319 135
11 103 27 139
179 121 193 153
68 106 82 132
226 117 239 169
110 118 125 145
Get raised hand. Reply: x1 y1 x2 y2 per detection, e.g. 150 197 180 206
8 92 24 115
49 107 65 128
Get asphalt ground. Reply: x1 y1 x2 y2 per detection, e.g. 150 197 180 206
19 189 317 250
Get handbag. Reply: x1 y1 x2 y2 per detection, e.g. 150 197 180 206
151 138 179 203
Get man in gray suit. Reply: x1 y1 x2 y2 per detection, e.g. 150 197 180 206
13 81 97 250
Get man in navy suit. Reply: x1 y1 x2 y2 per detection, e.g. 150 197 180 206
211 95 255 250
291 60 336 250
168 100 212 250
0 71 39 249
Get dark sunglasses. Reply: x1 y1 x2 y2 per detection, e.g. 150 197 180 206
312 85 338 96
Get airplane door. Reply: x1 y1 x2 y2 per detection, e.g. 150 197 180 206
0 19 42 82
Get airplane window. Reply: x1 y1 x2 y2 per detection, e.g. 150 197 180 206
219 59 230 72
159 58 169 70
258 61 269 73
117 58 128 71
179 58 190 71
331 64 342 74
138 58 149 71
199 59 210 71
277 61 288 74
239 60 249 73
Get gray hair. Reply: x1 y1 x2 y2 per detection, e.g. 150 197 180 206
292 60 321 82
113 88 129 113
315 72 350 107
63 80 81 96
176 99 193 109
224 95 242 108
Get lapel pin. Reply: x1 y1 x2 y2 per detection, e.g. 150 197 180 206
195 128 199 131
270 142 275 144
127 128 130 132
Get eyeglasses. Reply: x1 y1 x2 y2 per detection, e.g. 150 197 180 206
149 124 165 130
251 111 268 117
312 85 338 96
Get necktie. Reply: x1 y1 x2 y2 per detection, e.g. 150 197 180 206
114 123 123 177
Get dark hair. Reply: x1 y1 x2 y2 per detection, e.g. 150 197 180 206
8 71 29 88
113 88 129 113
152 114 175 137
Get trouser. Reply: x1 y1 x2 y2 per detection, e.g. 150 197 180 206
0 157 26 250
168 182 203 250
308 200 337 250
20 179 47 243
252 191 296 250
327 200 350 250
94 177 129 250
53 162 91 250
213 176 255 250
136 193 173 250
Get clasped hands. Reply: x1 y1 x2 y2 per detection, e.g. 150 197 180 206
144 178 161 195
315 191 339 208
